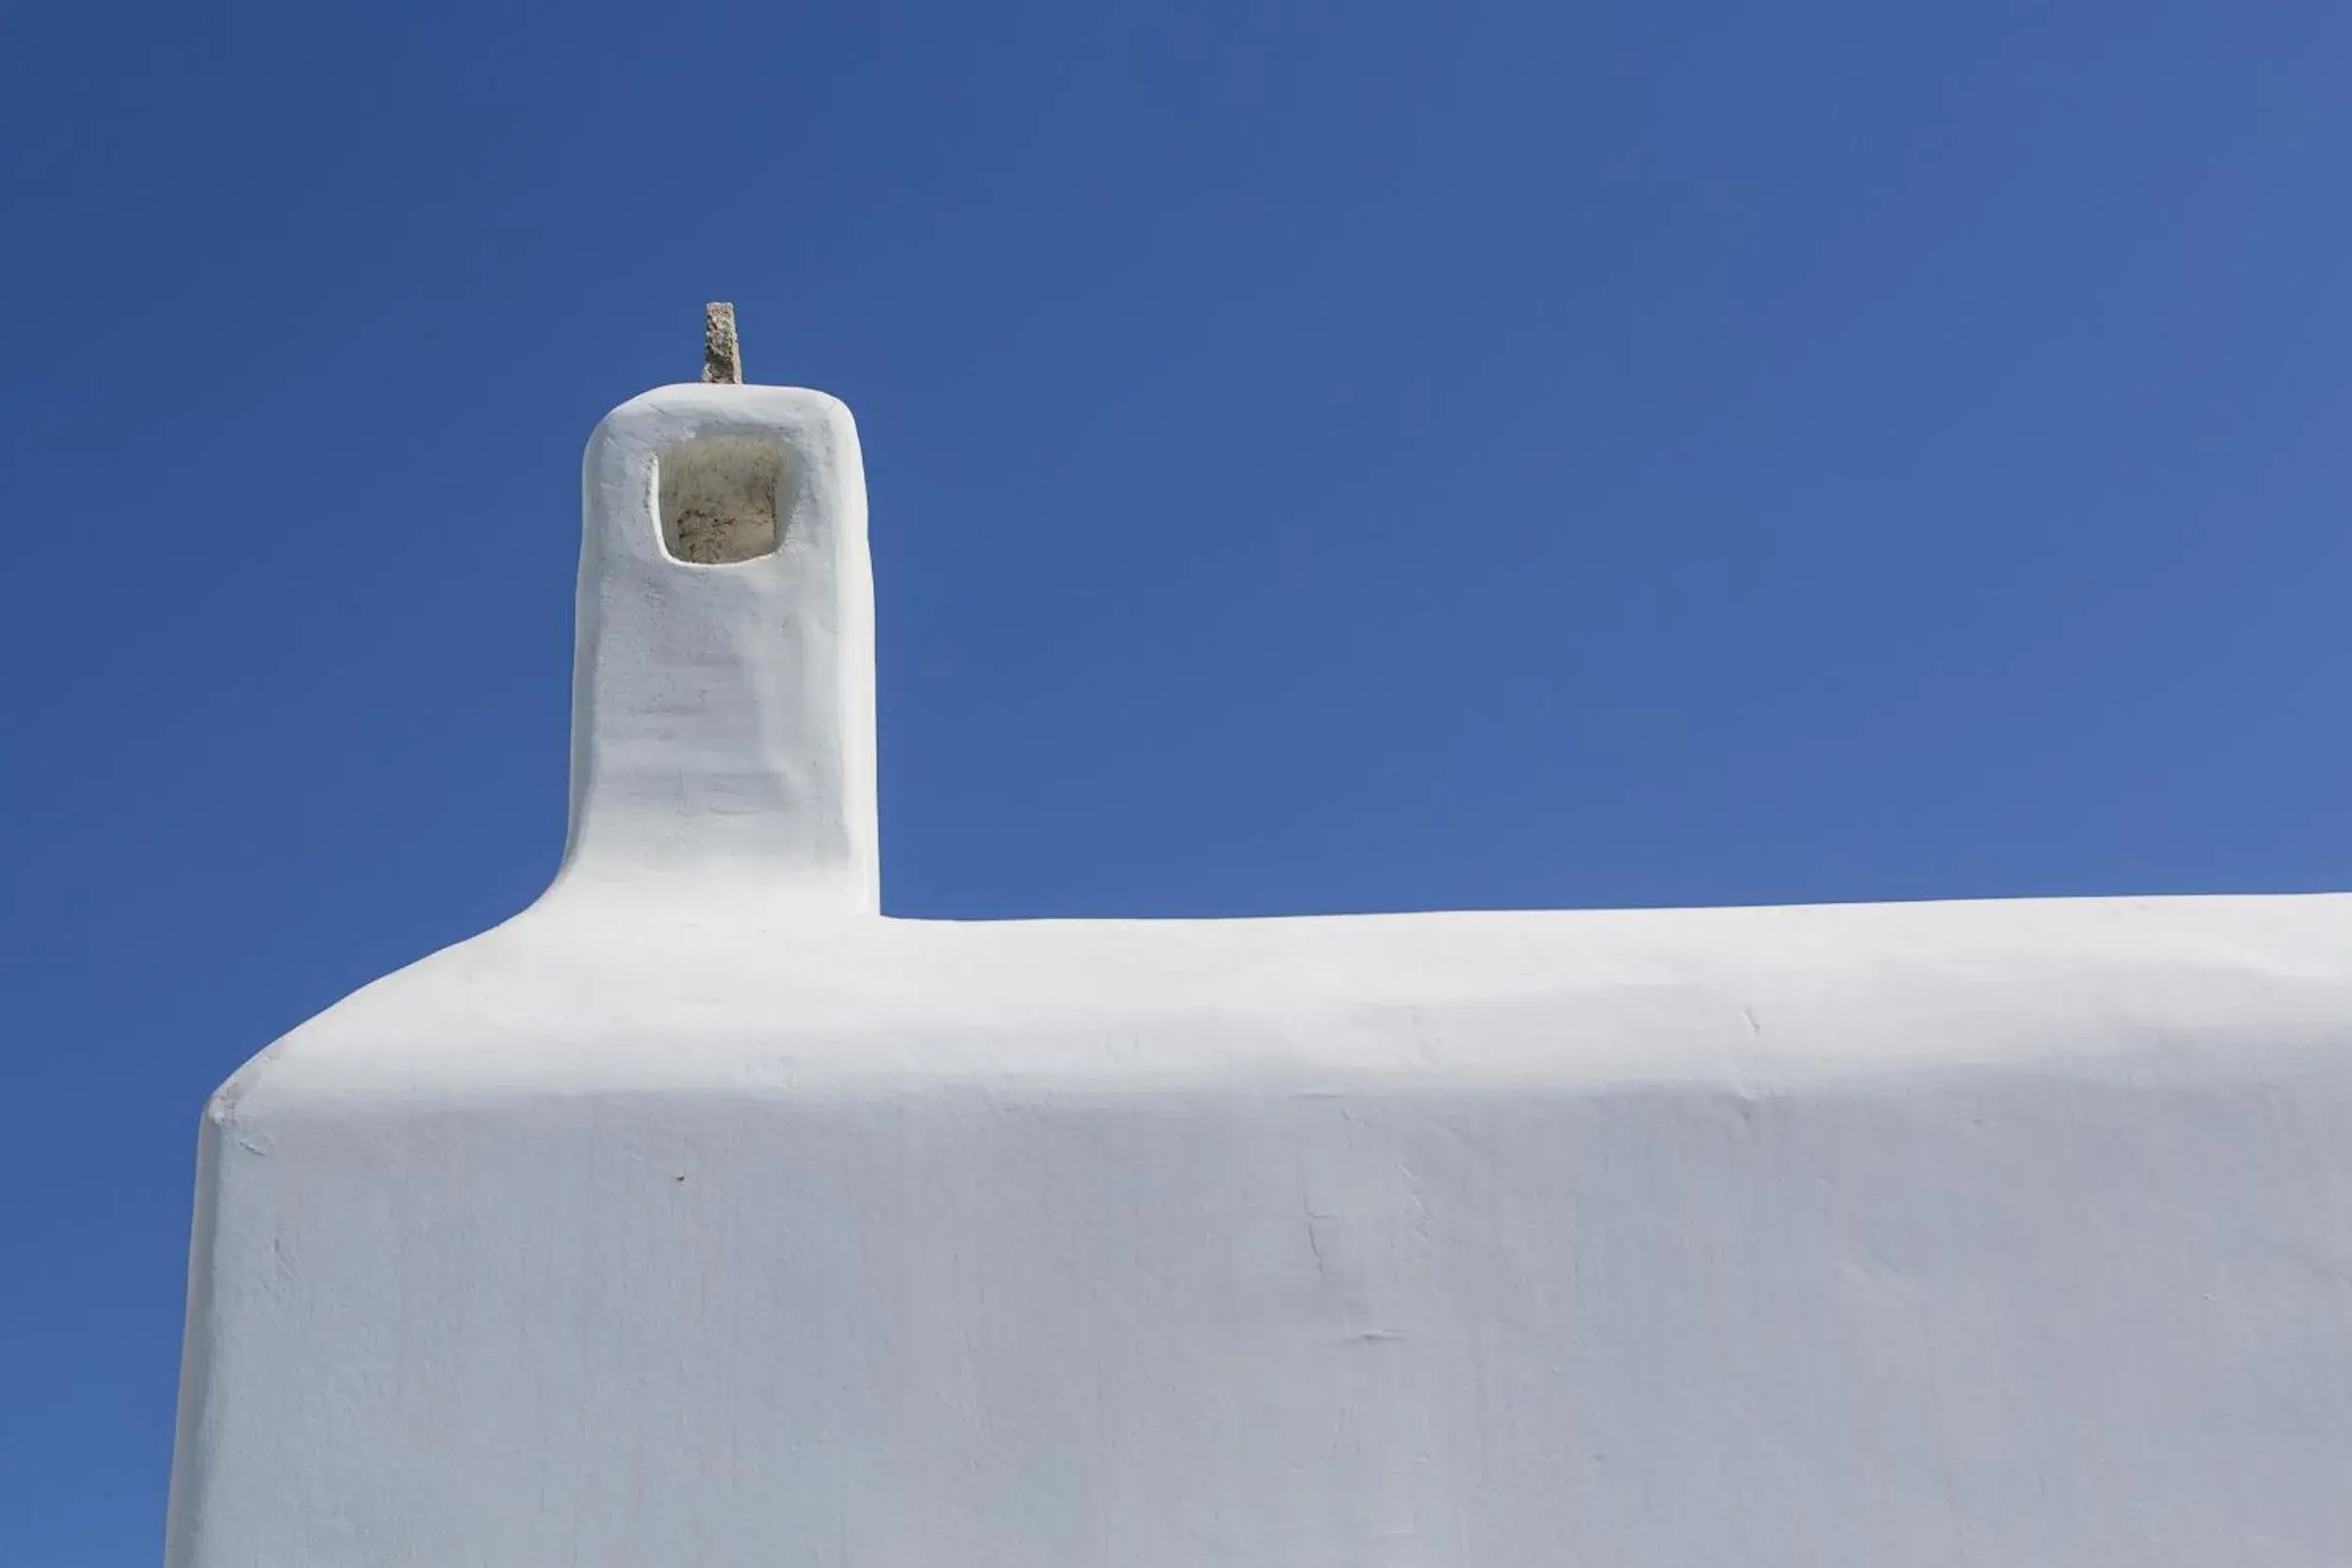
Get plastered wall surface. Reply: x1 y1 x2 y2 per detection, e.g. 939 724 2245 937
165 386 2352 1567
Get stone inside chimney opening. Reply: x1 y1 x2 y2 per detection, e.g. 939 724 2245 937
657 436 784 564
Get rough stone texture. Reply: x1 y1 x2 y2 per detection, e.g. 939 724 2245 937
702 302 742 385
658 435 782 564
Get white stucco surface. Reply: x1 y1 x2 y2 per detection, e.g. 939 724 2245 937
167 384 2352 1566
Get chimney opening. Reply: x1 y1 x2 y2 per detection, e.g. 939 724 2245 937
657 436 783 565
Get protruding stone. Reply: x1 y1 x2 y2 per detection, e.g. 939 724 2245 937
702 302 742 385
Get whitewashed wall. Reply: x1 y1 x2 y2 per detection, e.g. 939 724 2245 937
166 385 2352 1567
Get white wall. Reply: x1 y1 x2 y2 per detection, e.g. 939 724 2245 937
166 385 2352 1566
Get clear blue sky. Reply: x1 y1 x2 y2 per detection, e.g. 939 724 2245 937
6 0 2352 1557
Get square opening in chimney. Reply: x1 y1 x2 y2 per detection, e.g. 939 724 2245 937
658 436 784 564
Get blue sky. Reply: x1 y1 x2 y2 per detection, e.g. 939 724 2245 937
6 0 2352 1557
